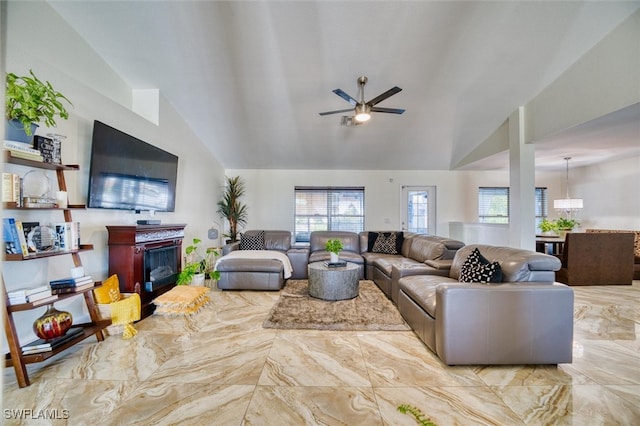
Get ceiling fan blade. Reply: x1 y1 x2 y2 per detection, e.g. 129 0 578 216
366 86 402 107
371 106 405 114
333 89 358 106
319 108 354 116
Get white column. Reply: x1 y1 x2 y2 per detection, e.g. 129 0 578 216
509 107 536 250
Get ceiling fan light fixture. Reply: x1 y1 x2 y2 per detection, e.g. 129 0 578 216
354 104 371 122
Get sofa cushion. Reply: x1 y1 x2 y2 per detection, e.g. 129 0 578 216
373 255 423 276
398 275 453 318
240 231 265 250
369 231 404 254
459 248 503 283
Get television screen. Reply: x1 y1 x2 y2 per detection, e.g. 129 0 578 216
87 121 178 212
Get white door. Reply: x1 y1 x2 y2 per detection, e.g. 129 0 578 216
401 186 437 234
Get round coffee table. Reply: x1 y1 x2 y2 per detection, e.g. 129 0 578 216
307 261 360 300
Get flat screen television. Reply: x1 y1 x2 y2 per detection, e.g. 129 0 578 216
87 120 178 212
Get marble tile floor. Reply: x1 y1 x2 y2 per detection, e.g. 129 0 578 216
3 281 640 425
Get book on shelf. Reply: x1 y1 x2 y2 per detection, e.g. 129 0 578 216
50 282 95 295
49 275 94 288
3 218 23 255
14 221 29 256
20 221 40 255
4 140 39 154
8 286 60 305
33 135 62 164
2 172 21 204
53 222 79 251
21 327 84 354
6 150 44 162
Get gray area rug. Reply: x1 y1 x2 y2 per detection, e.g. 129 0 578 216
263 280 410 331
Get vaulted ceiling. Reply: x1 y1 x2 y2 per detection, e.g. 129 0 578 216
50 1 640 171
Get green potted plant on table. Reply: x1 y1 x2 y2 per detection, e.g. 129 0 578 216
5 69 73 142
325 239 343 263
177 238 221 285
217 176 249 244
555 217 580 238
538 218 558 235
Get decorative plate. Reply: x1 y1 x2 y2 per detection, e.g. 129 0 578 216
22 171 51 197
27 226 58 252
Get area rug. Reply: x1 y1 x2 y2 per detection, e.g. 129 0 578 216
263 280 410 331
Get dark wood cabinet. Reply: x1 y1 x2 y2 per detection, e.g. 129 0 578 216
106 224 186 318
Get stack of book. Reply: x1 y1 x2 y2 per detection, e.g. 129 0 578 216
7 285 58 306
21 327 84 355
4 140 44 162
49 275 95 294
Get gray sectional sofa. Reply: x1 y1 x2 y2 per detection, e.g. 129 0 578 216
359 232 465 303
216 230 574 366
397 244 574 365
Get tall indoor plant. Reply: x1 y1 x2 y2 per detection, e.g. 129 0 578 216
217 176 248 243
5 70 72 140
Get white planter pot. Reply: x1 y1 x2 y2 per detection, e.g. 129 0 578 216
330 252 339 263
190 273 206 286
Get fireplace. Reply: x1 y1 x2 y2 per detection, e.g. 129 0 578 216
107 224 186 318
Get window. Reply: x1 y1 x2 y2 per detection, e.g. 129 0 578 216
478 187 509 223
478 187 548 225
294 187 365 242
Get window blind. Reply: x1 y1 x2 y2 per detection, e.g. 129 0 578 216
478 187 548 225
294 186 365 242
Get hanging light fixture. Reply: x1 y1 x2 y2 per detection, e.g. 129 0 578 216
553 157 583 217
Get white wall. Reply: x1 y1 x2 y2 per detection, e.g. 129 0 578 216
228 155 640 243
2 2 225 347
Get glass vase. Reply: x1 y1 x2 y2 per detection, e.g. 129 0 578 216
33 304 73 341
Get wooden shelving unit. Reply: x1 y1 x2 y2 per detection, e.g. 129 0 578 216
2 152 108 388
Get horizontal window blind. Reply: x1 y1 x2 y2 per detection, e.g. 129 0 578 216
294 186 365 242
478 187 548 225
478 187 509 223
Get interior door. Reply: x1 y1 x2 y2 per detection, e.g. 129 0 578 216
401 186 437 234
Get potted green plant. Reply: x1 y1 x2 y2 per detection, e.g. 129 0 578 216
5 70 73 142
217 176 248 243
325 238 343 263
555 217 580 238
177 238 221 285
538 218 558 235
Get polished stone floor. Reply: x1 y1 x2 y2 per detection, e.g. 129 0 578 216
3 281 640 425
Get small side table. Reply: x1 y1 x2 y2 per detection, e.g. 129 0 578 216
308 262 360 300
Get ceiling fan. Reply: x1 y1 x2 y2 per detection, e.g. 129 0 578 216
319 76 405 123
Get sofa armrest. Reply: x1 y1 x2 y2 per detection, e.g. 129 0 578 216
222 241 240 255
435 282 574 365
425 259 452 271
287 247 310 279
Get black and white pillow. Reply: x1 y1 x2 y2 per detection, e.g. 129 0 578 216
240 231 265 250
459 248 503 283
369 232 404 254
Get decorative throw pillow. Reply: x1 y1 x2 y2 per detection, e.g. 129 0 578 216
240 231 265 250
93 274 121 304
459 248 503 283
371 232 404 254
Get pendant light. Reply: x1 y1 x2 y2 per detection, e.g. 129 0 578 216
553 157 583 216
